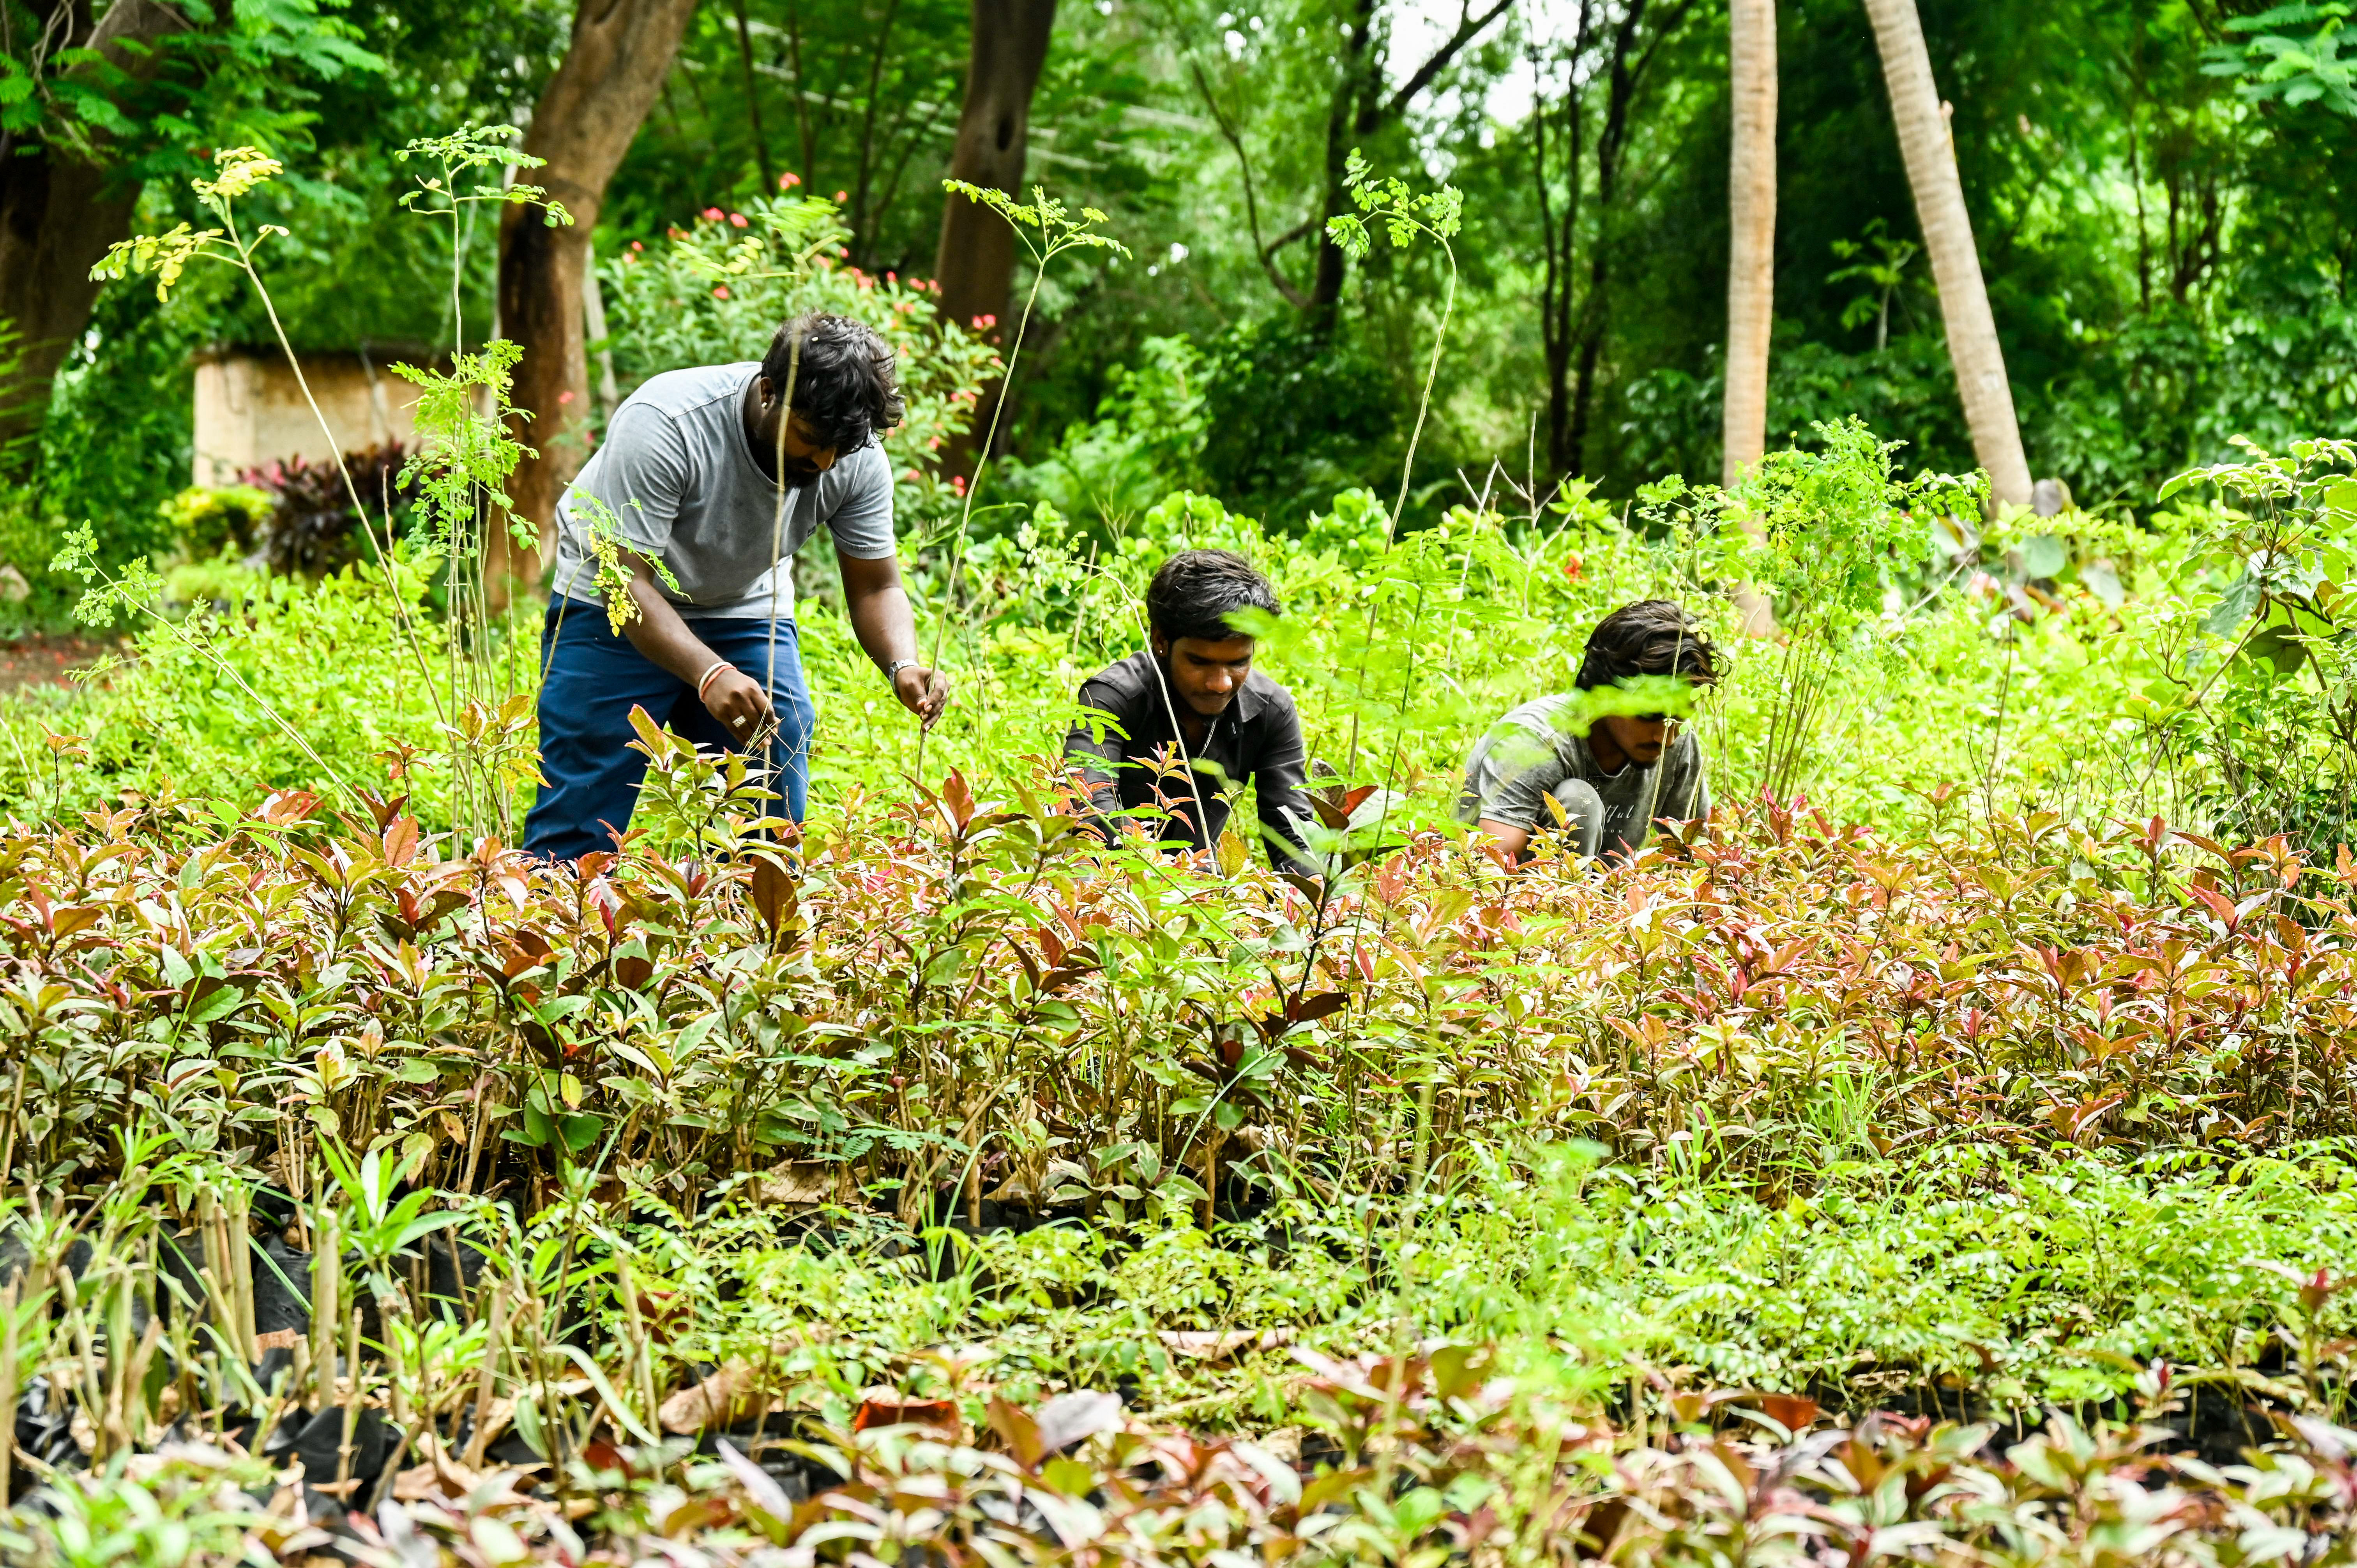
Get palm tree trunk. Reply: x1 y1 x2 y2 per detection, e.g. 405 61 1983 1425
1861 0 2032 507
1720 0 1775 487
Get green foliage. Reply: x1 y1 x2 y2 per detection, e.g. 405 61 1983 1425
1730 417 1986 636
940 182 1130 268
157 483 275 560
1323 147 1464 262
29 534 450 818
2130 436 2357 854
0 1446 283 1567
998 336 1208 532
0 0 379 172
91 148 296 301
28 275 215 586
392 339 530 560
2207 2 2357 117
1827 219 1920 348
1197 318 1398 525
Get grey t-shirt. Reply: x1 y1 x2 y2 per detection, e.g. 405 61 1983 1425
548 362 896 620
1456 692 1711 856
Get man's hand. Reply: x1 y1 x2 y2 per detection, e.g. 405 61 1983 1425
615 554 779 746
839 550 951 735
892 664 951 731
704 667 776 742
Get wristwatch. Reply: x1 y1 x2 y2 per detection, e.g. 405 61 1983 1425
883 658 920 684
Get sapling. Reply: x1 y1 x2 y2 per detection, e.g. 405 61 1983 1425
89 148 441 709
916 183 1128 784
1637 418 1983 800
392 127 574 840
0 1279 17 1507
1322 150 1463 783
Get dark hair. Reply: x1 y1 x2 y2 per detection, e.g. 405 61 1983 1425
1574 599 1721 691
1147 549 1281 645
760 313 905 453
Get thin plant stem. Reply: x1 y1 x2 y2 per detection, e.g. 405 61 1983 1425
224 215 445 729
914 265 1047 786
1343 231 1458 777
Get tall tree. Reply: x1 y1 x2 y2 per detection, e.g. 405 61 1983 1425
0 0 374 463
495 0 701 593
1531 0 1692 480
1721 0 1775 486
932 0 1055 471
935 0 1058 344
1859 0 2032 507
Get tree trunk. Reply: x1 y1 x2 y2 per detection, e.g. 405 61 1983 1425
1532 13 1591 482
1306 0 1379 323
933 0 1056 468
1720 0 1775 487
1562 0 1649 478
492 0 701 603
0 1 194 466
1860 0 2032 507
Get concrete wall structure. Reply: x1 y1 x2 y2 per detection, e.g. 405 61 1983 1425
191 348 435 487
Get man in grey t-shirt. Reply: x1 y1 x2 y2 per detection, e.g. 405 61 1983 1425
1457 600 1719 863
524 313 949 862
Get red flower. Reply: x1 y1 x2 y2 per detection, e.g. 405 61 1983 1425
702 206 724 221
713 284 731 299
1563 553 1583 583
780 172 802 189
729 212 748 227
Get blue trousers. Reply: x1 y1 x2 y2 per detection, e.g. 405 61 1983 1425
524 598 815 863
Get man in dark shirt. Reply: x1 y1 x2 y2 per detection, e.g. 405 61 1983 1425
1063 550 1315 873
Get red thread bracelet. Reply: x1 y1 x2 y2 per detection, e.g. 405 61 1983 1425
696 660 735 701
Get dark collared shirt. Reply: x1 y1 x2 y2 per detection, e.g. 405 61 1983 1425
1063 650 1315 872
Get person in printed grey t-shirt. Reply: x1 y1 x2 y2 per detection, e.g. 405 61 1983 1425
525 313 950 863
1457 600 1719 863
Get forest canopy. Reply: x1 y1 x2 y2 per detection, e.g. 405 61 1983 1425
1 0 2350 571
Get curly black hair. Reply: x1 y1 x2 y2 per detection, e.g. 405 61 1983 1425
1147 549 1282 645
1574 599 1721 691
759 313 905 453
